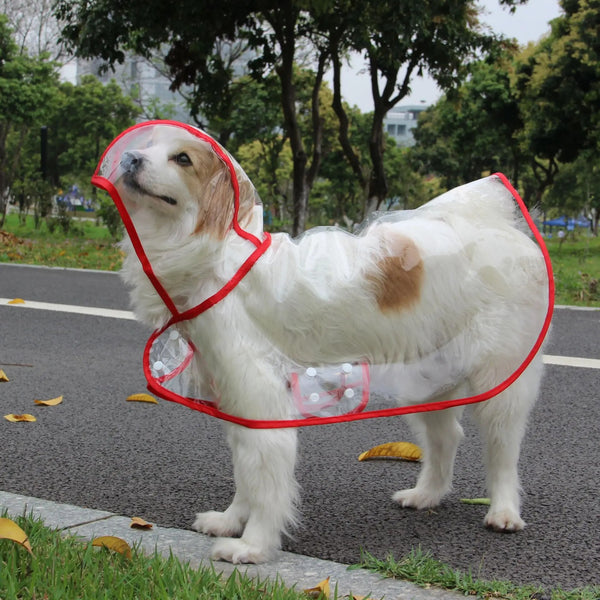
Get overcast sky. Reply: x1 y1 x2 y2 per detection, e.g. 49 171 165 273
332 0 563 112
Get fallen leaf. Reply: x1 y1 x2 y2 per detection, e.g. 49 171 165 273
358 441 422 462
126 393 158 404
304 576 330 598
0 370 9 382
7 298 25 304
460 498 491 505
130 517 153 530
4 414 37 422
91 536 132 559
0 517 33 554
34 395 63 407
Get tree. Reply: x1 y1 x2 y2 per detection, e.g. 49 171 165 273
511 0 600 202
411 51 525 190
47 75 140 189
54 0 529 233
0 15 59 227
54 0 331 234
320 0 527 215
1 0 65 58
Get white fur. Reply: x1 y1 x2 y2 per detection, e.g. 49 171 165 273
115 129 548 563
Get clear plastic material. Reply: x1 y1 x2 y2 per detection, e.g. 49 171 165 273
93 120 554 429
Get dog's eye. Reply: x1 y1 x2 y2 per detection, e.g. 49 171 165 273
174 152 192 166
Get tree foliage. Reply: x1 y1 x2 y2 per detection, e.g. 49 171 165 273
53 0 527 233
412 51 524 189
0 14 59 226
412 0 600 224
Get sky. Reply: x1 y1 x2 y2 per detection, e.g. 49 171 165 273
331 0 563 112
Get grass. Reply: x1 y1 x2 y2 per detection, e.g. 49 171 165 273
4 514 599 600
357 548 600 600
0 513 308 600
0 213 123 271
544 234 600 306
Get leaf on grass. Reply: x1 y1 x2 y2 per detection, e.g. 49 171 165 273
7 298 25 304
358 441 422 462
304 576 330 598
460 498 491 505
34 395 63 407
0 517 33 554
4 414 36 422
130 517 153 530
91 536 132 559
126 393 158 404
0 370 9 382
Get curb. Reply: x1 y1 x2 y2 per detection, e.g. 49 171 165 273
0 490 462 599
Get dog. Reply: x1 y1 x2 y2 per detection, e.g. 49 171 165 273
108 123 549 564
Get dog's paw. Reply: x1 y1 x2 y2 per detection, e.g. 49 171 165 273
484 509 525 532
192 511 244 538
210 538 271 564
392 488 442 510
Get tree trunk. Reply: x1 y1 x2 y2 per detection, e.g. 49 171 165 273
273 6 308 236
365 106 388 217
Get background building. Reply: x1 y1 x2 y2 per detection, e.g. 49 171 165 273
63 55 192 122
382 104 429 147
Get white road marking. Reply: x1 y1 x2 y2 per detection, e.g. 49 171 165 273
2 298 598 369
543 355 600 369
0 298 136 321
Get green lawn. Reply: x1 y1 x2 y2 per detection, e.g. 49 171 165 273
0 514 307 600
0 213 123 271
544 234 600 306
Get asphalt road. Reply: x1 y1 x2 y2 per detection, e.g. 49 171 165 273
1 263 599 591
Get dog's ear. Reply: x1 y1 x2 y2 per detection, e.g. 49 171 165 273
193 154 236 239
192 145 258 239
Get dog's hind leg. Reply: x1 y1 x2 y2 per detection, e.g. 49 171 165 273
393 404 465 509
470 355 542 532
209 425 299 564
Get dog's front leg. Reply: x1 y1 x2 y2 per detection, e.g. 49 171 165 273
208 425 299 564
192 489 249 538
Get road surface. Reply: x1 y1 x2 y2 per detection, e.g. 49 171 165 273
1 263 598 590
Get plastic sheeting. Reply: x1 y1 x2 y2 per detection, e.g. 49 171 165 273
93 120 554 428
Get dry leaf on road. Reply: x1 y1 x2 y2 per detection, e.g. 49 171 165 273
358 441 422 462
130 517 153 530
4 414 36 422
0 517 33 554
7 298 25 304
34 395 63 406
0 370 9 382
126 393 158 404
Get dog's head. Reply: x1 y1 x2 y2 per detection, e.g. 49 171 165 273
113 125 258 240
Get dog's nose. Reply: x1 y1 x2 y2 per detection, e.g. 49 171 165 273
120 151 144 173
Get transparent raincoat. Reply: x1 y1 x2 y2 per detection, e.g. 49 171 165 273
93 120 554 428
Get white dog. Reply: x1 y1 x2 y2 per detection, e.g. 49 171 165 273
101 122 550 564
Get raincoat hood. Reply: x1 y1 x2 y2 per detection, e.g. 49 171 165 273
93 120 554 429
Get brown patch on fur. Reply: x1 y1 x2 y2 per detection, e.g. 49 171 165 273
368 234 424 312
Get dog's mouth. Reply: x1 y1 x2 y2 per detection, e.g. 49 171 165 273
122 174 178 206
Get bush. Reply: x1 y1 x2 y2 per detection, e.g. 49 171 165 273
96 195 123 239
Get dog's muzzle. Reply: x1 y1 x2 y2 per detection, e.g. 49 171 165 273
120 151 144 174
119 151 178 206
